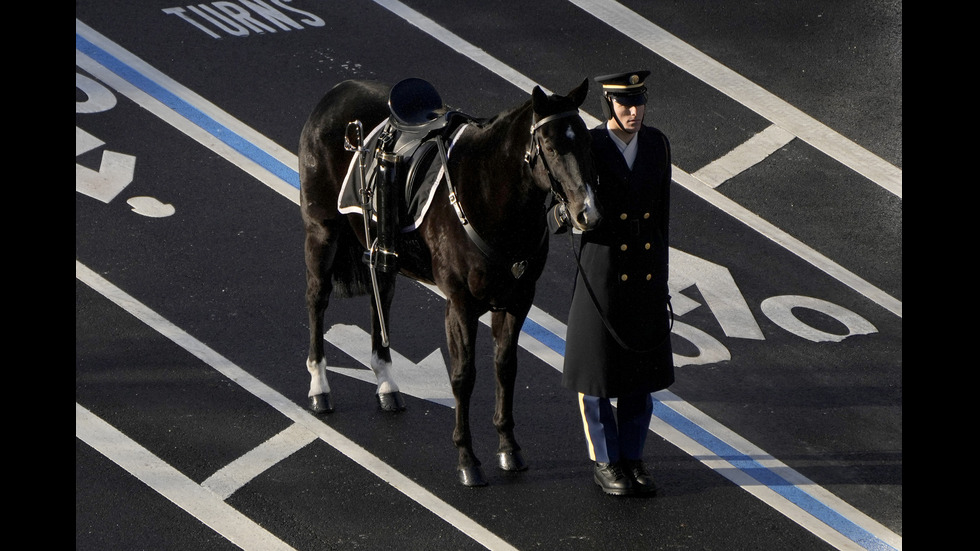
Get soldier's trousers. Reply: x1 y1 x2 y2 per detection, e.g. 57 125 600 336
577 392 654 463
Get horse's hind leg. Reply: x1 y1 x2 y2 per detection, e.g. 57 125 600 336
369 269 405 412
491 309 528 472
305 222 338 414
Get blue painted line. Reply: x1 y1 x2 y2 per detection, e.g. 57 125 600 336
651 400 894 551
76 33 895 550
75 33 301 190
527 317 894 551
520 318 565 356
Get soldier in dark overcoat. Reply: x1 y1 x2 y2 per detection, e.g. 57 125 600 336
548 70 674 496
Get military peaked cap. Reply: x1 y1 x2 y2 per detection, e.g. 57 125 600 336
595 70 650 106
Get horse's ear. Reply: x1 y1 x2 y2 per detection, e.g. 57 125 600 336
531 85 548 113
567 78 589 108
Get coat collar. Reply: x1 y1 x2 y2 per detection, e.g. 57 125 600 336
593 125 649 177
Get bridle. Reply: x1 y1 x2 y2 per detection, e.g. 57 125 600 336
524 110 584 207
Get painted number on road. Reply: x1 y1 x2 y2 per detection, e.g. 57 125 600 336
669 248 877 366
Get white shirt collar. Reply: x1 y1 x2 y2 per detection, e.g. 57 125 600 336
606 122 639 170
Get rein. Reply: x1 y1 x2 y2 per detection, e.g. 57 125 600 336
566 229 674 353
563 130 676 354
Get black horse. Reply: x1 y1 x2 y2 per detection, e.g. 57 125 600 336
299 78 599 486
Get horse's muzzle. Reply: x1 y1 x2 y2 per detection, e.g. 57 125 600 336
570 197 601 231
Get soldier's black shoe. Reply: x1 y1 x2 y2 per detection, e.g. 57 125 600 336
593 462 634 496
623 459 658 495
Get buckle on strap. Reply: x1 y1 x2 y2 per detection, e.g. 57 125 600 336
448 190 468 225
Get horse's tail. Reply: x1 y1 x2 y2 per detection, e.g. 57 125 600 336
329 221 372 298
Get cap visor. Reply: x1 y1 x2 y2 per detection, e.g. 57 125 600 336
611 93 646 106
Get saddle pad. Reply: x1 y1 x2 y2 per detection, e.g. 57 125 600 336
338 121 469 232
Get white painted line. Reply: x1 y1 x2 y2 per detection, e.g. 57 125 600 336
75 19 300 205
694 124 796 188
75 261 517 551
566 0 901 198
641 403 870 551
657 392 901 551
373 0 542 97
672 168 901 318
518 308 902 551
356 2 900 319
77 13 900 321
76 402 296 551
370 0 603 128
76 13 899 550
201 423 318 501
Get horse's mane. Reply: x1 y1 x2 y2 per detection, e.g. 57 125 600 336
455 100 534 171
469 99 532 131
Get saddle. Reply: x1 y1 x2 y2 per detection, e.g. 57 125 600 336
339 78 472 231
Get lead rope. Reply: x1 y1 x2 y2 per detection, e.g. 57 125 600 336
566 229 673 354
565 131 674 354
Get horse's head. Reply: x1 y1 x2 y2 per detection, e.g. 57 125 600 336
528 79 601 232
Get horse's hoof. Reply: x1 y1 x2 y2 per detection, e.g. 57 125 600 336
309 393 334 414
457 465 488 487
376 391 406 412
496 450 528 472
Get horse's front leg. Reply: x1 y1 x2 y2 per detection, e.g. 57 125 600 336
369 269 405 412
491 308 528 472
445 296 485 486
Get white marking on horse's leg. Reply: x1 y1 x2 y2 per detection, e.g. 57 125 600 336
306 357 330 397
370 352 400 395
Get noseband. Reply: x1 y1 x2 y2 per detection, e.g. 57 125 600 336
524 110 583 205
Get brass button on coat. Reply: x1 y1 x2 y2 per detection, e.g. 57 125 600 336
620 274 628 281
620 213 628 220
620 244 628 251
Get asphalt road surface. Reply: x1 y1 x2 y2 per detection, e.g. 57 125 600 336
76 1 901 550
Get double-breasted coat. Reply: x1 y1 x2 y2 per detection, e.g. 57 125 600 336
549 124 675 398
